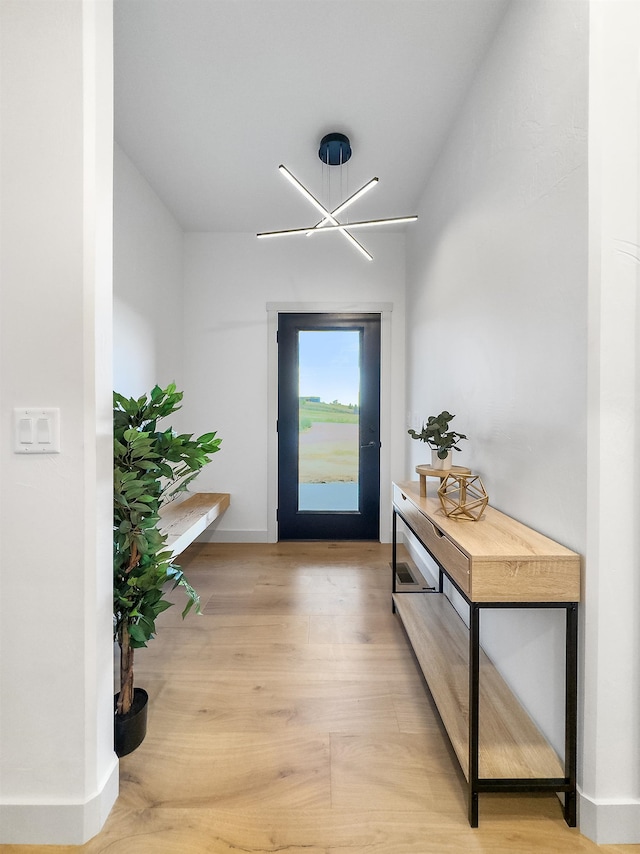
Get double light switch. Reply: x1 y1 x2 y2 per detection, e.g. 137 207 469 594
14 408 61 453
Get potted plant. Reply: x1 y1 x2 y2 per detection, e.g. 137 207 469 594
113 383 221 756
408 410 467 470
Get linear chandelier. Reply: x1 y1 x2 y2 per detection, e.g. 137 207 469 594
256 133 418 261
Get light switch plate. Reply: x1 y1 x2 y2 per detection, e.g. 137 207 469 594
14 408 60 453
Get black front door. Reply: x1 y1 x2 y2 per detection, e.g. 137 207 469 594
278 312 381 540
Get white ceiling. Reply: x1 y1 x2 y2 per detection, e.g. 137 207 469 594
114 0 508 234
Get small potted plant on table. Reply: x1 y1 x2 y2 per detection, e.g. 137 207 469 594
408 410 467 470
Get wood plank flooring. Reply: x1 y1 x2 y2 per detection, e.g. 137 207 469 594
5 542 639 853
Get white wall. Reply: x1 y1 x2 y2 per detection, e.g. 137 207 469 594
113 144 184 397
405 0 588 815
581 0 640 843
0 0 117 843
182 232 406 541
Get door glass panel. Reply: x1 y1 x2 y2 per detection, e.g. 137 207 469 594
298 330 360 511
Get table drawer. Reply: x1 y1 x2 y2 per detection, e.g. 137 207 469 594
394 485 471 595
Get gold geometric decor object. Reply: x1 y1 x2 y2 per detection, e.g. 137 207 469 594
438 473 489 522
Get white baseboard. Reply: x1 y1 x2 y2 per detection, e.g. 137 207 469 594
0 756 119 845
199 530 390 545
579 791 640 844
196 528 269 544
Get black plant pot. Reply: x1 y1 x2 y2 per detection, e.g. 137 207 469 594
114 687 148 757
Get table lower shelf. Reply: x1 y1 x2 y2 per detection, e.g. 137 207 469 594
393 591 564 782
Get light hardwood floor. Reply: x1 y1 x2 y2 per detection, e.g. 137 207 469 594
5 542 639 853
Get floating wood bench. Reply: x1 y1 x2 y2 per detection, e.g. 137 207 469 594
158 492 230 557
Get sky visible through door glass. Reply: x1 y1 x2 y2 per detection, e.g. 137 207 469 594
298 330 360 511
298 330 359 405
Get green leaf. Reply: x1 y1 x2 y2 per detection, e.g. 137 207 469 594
128 623 149 644
154 599 173 616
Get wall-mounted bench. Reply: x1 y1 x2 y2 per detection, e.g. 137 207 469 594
158 492 230 557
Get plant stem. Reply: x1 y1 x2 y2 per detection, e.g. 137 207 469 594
127 541 139 574
117 626 134 716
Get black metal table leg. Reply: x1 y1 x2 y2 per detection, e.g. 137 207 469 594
469 603 480 827
564 602 578 826
391 509 397 613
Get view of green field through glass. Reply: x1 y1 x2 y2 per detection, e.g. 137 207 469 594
298 330 360 511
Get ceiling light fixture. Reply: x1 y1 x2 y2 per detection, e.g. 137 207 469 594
257 133 418 260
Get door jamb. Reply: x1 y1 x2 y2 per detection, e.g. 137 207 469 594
266 302 393 543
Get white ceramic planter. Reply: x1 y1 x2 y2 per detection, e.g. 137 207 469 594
431 449 453 470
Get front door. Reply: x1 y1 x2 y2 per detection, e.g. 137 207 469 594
277 312 381 540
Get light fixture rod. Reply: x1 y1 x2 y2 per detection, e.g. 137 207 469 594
308 177 379 234
258 215 418 238
278 165 372 260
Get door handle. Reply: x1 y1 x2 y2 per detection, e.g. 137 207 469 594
360 441 379 448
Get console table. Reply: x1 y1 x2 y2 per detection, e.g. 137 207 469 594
391 480 580 827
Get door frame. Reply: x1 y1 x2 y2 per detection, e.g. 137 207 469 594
266 302 393 543
277 312 381 541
